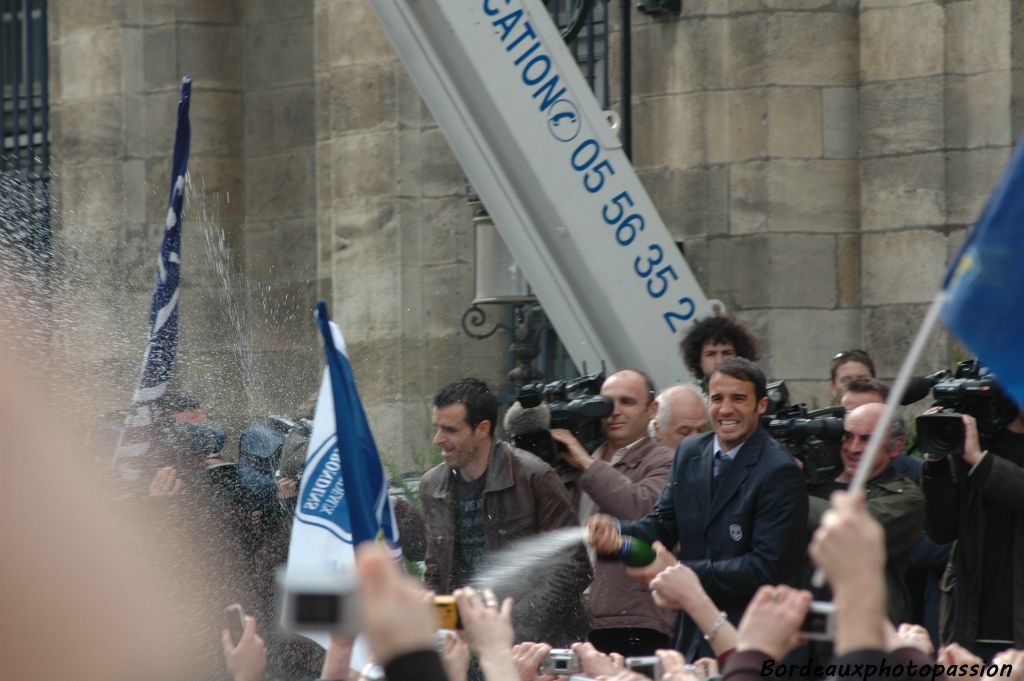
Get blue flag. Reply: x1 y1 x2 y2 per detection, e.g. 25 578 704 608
292 301 400 548
113 77 192 480
942 137 1024 408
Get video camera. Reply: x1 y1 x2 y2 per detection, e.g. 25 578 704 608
235 414 311 514
915 359 1018 456
762 380 845 486
505 372 613 465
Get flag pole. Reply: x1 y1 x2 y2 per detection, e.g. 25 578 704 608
812 290 946 587
848 292 946 492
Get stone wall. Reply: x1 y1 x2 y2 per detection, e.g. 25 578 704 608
858 0 1013 387
50 0 252 424
48 0 511 468
625 0 1019 406
48 0 323 436
628 1 862 406
314 0 509 468
46 0 1022 466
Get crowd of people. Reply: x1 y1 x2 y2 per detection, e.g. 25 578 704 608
56 314 1024 680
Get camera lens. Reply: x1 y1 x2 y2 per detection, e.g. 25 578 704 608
916 413 965 456
931 420 962 451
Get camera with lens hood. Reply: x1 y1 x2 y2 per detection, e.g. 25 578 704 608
915 359 1018 457
504 372 613 465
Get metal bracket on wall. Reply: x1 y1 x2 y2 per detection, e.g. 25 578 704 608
460 304 511 340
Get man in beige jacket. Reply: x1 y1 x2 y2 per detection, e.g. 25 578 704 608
552 369 677 656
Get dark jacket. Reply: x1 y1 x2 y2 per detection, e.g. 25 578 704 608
383 650 448 681
577 435 677 635
419 440 592 643
922 449 1024 647
809 468 925 624
621 427 808 659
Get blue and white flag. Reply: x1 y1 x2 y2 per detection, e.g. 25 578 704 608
286 301 401 565
942 137 1024 408
113 77 192 480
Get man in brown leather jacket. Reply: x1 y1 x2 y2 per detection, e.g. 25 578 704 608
552 370 678 656
419 377 592 644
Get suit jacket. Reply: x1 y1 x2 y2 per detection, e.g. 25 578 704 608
621 427 808 658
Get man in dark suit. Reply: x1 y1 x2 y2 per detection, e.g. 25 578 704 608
588 357 808 659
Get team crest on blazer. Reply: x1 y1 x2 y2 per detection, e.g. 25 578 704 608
729 523 743 541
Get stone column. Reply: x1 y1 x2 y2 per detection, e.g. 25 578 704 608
234 0 322 425
314 0 508 469
858 0 950 379
627 1 861 405
859 0 1015 381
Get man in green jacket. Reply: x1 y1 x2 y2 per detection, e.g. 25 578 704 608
808 402 925 624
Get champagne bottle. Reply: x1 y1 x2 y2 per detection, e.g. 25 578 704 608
597 534 656 567
619 535 656 567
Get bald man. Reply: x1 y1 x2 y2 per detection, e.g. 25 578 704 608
840 377 923 483
807 402 925 624
650 384 708 451
552 370 676 656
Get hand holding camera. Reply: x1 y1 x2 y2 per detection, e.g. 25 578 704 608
439 630 470 681
219 613 267 681
356 543 438 666
512 641 554 681
537 648 581 676
570 641 619 677
915 358 1017 461
550 428 592 471
919 409 985 466
452 586 514 651
734 585 811 662
624 655 663 680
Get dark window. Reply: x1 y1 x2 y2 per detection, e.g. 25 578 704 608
2 0 51 263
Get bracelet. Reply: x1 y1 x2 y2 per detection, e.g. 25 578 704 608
703 610 728 643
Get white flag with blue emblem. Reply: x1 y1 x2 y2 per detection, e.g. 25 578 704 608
283 303 401 647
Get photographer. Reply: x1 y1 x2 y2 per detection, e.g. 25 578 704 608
921 404 1024 658
550 369 677 656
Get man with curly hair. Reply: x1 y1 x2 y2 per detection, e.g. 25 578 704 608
679 316 759 389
